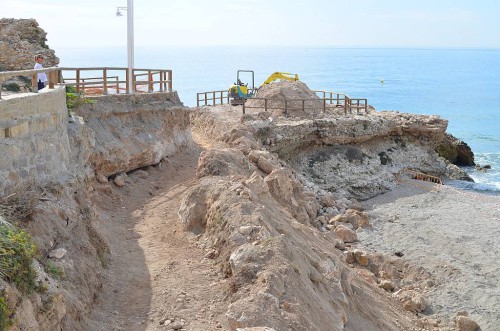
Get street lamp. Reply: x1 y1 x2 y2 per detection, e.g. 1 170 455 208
116 0 134 94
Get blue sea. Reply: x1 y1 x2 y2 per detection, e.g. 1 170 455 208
57 47 500 193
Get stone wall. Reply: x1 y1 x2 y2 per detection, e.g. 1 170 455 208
0 87 71 196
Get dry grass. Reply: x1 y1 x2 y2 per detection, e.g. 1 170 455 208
0 180 40 222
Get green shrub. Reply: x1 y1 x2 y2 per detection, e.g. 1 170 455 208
0 294 12 330
0 223 37 294
3 83 20 92
65 85 94 110
66 85 77 94
44 261 65 280
18 76 31 84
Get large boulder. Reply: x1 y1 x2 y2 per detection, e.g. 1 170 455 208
436 133 475 166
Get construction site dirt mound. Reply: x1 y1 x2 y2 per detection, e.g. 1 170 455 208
254 81 320 100
246 81 326 117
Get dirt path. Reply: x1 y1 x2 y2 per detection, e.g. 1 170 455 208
86 146 231 331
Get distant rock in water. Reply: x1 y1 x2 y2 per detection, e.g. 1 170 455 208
0 18 59 71
436 133 475 166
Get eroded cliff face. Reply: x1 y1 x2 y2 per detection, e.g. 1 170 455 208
0 18 59 71
183 112 428 330
72 92 191 178
191 105 449 200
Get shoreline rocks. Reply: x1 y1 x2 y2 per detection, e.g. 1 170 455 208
436 133 475 166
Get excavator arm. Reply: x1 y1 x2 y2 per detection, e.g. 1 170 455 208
261 72 300 86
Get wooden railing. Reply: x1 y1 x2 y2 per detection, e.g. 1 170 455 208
59 67 172 95
242 97 331 114
195 88 368 115
395 169 442 192
0 67 60 98
197 90 230 106
0 66 173 98
313 90 368 114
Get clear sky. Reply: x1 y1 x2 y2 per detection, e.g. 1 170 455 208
3 0 500 49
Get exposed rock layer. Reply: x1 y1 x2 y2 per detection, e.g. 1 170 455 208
74 92 191 177
192 106 450 200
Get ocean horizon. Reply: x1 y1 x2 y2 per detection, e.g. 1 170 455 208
56 46 500 193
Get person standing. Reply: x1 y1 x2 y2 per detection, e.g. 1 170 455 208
34 54 47 91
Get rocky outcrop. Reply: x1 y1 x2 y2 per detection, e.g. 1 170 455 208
436 133 475 166
192 106 449 200
192 79 455 200
0 18 59 71
445 163 474 182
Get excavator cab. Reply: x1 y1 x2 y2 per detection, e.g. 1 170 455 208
229 70 255 106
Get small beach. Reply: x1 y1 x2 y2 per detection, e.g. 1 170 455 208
359 181 500 330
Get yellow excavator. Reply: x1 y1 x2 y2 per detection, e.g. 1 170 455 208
261 72 300 86
229 70 255 106
229 71 300 106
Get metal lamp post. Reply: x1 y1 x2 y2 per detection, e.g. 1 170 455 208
117 0 134 94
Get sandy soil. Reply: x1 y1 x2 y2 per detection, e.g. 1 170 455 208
86 145 232 331
358 180 500 331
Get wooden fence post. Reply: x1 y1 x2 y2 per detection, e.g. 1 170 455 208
103 68 108 95
168 70 172 92
148 70 153 92
133 70 137 93
31 73 38 92
76 69 80 93
48 71 55 89
125 69 130 94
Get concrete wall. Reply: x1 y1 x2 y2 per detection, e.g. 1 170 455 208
0 87 71 196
